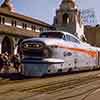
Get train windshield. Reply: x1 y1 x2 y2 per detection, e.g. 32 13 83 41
40 32 63 39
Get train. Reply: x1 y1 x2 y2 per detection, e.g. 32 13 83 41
19 31 100 77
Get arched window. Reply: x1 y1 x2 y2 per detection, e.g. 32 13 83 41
0 17 1 24
31 25 36 32
22 23 27 29
63 13 69 24
12 20 17 27
2 17 5 24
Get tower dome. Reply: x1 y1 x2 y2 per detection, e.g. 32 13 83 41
60 0 76 9
0 0 15 12
63 0 75 3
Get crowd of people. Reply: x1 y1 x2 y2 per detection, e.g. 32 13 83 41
0 52 22 73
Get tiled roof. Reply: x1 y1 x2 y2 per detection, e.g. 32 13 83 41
0 8 54 28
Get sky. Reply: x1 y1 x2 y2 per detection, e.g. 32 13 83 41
0 0 100 25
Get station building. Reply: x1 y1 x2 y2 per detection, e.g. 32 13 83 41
84 25 100 47
0 0 54 54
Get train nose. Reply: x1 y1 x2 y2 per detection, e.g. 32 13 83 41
21 41 52 58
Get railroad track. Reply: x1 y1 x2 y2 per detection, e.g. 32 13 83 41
0 70 100 100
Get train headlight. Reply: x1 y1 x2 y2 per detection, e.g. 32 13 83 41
23 44 29 48
43 48 50 57
35 44 42 48
33 43 43 48
22 43 43 49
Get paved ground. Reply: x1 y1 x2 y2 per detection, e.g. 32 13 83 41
0 70 100 100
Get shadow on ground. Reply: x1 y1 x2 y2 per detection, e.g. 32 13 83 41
0 69 99 81
0 73 29 80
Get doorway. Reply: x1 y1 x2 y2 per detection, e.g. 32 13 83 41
2 36 13 54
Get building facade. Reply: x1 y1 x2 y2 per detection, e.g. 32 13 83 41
0 0 54 54
84 25 100 47
53 0 85 40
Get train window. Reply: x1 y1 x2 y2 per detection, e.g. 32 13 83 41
62 35 66 40
40 32 63 39
74 39 80 43
70 36 80 43
65 35 70 41
65 34 80 43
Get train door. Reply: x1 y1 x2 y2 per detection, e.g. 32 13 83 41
97 51 100 66
73 43 91 70
72 43 80 71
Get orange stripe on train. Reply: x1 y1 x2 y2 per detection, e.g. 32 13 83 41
58 45 97 57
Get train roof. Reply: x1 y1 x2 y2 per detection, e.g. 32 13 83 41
40 31 80 41
41 31 75 37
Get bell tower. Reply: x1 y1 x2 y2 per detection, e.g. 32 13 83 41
53 0 85 40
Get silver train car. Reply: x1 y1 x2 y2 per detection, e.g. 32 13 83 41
20 31 100 77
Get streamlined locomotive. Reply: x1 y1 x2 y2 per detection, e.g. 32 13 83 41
20 31 100 76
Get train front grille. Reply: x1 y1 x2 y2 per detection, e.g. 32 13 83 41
21 41 52 58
